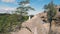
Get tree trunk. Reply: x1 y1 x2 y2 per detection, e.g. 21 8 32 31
48 21 53 34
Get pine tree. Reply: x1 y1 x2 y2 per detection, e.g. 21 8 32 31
44 0 57 34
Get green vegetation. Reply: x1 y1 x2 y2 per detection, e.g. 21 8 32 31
44 0 57 34
0 13 29 34
15 0 35 32
16 0 35 22
0 0 34 34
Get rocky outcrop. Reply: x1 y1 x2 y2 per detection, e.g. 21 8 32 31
11 28 32 34
11 12 50 34
11 12 60 34
22 13 49 34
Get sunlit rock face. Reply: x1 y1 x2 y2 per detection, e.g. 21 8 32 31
19 6 60 34
11 11 60 34
22 12 49 34
11 28 32 34
55 6 60 18
51 21 60 34
11 12 50 34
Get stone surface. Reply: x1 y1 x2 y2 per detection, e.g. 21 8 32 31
11 12 50 34
11 12 60 34
11 28 32 34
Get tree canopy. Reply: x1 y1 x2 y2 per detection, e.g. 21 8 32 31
44 1 57 34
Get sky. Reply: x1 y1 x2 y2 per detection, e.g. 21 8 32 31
0 0 60 15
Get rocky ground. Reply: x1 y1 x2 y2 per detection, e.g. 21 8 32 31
11 12 60 34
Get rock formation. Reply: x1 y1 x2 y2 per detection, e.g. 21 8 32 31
11 12 50 34
11 11 60 34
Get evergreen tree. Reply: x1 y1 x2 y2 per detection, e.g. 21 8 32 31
44 0 57 34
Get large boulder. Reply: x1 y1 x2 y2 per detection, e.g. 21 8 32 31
22 13 49 34
11 12 50 34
